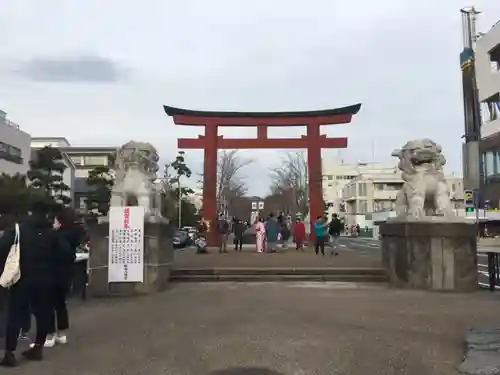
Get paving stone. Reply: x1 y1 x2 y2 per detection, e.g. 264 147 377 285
459 328 500 374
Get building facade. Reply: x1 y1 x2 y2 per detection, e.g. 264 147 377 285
476 20 500 207
0 110 31 176
31 138 116 211
62 146 116 212
322 160 398 211
341 172 465 225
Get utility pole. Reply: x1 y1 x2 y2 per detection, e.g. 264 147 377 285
460 7 483 211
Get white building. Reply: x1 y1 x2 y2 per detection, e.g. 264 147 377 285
31 137 116 211
476 20 500 209
0 110 31 176
322 160 398 211
476 20 500 139
341 171 465 227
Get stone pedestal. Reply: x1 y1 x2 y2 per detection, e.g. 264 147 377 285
88 218 174 298
380 221 477 292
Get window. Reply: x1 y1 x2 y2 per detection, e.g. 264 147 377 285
8 146 21 157
83 155 107 166
485 151 497 177
327 175 333 180
70 155 82 165
452 184 456 193
358 183 367 196
489 43 500 72
357 200 368 214
0 142 22 164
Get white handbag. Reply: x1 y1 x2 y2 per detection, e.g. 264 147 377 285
0 223 21 288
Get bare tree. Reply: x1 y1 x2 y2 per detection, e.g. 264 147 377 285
198 150 254 215
269 151 308 216
216 150 254 215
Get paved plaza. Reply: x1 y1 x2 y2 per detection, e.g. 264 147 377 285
173 246 382 269
6 282 500 375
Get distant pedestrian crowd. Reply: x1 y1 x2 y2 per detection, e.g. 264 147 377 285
210 211 345 255
0 201 85 367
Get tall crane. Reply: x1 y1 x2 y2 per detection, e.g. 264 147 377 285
460 7 483 194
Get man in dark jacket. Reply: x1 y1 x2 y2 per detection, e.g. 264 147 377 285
232 219 245 252
0 201 57 367
328 214 343 256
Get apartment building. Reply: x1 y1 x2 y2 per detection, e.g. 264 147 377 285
0 110 31 176
322 160 398 212
61 145 116 212
476 20 500 207
31 137 116 211
342 172 465 225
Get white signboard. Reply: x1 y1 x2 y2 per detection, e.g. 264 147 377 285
251 202 257 210
250 211 259 224
108 206 145 283
258 201 264 210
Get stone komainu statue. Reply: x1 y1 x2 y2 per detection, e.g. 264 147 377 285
391 138 454 219
110 141 161 216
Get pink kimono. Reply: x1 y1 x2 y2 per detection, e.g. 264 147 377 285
255 222 265 253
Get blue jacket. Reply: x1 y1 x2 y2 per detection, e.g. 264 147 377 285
314 220 328 238
265 218 280 242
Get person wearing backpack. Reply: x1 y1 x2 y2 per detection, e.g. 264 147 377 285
0 201 60 367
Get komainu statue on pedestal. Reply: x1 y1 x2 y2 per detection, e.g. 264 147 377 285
391 138 455 220
110 141 161 216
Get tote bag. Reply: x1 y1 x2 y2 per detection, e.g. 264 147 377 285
0 223 21 288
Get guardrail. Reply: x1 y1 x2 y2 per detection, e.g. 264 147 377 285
478 246 500 291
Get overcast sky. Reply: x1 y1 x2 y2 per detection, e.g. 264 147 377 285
1 1 499 196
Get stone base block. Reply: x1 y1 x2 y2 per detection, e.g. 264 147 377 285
88 219 174 298
380 221 477 292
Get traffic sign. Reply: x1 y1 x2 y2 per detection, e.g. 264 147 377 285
464 189 474 213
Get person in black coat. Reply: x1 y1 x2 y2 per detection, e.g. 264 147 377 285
0 201 58 366
43 208 77 348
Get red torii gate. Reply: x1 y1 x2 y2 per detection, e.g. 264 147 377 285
164 104 362 245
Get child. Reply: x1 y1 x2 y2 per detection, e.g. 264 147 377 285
292 217 306 251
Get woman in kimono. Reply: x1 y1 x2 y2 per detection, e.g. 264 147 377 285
254 217 266 253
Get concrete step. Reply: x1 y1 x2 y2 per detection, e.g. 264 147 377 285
172 267 385 276
170 273 387 282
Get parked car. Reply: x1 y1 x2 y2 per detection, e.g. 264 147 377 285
173 230 190 249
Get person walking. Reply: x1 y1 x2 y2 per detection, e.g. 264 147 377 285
0 201 58 366
216 214 229 253
254 217 266 253
292 217 306 251
328 214 342 256
313 215 330 256
41 208 77 348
